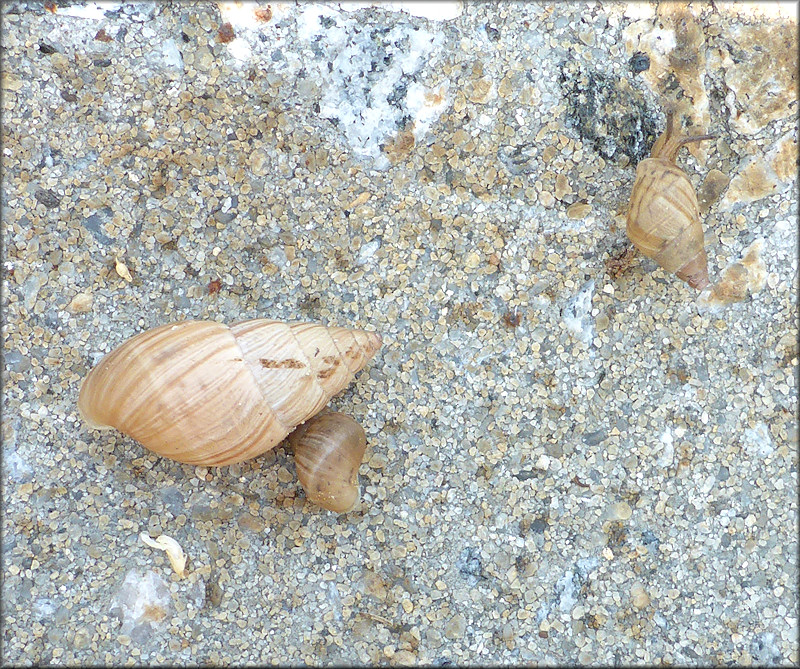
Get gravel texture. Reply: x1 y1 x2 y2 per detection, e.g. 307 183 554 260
2 1 798 665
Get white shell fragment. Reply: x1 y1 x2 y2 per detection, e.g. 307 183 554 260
115 256 133 282
139 532 187 578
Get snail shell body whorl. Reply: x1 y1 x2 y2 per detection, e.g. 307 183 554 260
78 320 381 466
626 112 715 290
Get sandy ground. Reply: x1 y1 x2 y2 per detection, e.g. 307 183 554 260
2 1 798 665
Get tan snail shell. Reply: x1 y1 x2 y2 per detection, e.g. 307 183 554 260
78 319 381 466
626 111 716 290
289 412 367 513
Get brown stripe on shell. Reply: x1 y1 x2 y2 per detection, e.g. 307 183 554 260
291 323 356 393
230 319 325 429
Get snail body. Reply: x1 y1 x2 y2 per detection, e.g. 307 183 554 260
289 412 367 513
78 319 381 466
626 111 716 290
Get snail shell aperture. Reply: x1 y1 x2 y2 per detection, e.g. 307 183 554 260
78 319 382 466
626 110 716 290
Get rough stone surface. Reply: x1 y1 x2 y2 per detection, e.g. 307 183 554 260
2 1 797 666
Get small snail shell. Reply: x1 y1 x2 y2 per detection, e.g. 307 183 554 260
78 319 381 466
626 111 716 290
289 412 367 513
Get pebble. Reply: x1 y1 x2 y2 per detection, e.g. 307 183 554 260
67 292 94 313
444 613 467 639
605 502 633 522
566 202 592 219
630 583 651 609
464 251 481 270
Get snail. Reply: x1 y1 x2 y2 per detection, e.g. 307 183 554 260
78 319 382 466
626 110 716 290
289 412 367 513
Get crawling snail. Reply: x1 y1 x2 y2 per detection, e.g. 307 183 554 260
626 110 716 290
289 412 367 513
78 319 381 512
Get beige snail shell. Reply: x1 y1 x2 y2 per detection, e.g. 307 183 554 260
289 412 367 513
78 319 381 466
626 110 716 290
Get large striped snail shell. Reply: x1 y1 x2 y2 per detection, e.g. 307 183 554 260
78 319 382 466
626 111 716 290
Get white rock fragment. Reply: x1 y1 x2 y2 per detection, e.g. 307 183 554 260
623 2 656 20
403 74 450 141
140 532 187 577
357 239 381 265
226 38 252 63
58 1 121 20
217 1 292 27
110 570 171 635
5 449 33 482
21 274 41 310
772 217 798 250
555 557 598 613
339 1 463 21
157 39 184 75
34 597 57 618
326 581 343 622
699 473 716 494
656 428 675 468
743 423 775 459
555 570 578 613
215 2 451 166
296 6 447 168
561 280 595 343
